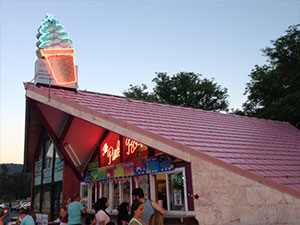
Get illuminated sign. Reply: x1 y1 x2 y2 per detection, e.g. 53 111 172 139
125 138 144 155
40 48 77 86
100 133 147 166
102 140 120 166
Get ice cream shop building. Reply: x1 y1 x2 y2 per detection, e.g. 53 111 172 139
24 15 300 225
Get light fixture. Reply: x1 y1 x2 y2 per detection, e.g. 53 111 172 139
64 143 81 167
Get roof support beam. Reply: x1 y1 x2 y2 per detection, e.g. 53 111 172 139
59 115 74 143
29 99 81 179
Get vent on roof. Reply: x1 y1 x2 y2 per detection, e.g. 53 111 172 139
34 14 78 89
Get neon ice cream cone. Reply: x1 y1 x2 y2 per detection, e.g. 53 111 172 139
40 48 77 85
35 14 77 88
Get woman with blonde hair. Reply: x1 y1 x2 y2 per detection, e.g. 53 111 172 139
149 211 163 225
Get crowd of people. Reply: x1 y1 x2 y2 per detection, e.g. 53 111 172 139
1 187 165 225
63 188 165 225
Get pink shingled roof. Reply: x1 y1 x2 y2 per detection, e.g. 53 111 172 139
27 84 300 195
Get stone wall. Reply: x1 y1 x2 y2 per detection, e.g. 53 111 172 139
191 156 300 225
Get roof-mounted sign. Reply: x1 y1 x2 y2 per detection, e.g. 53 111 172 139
34 14 78 89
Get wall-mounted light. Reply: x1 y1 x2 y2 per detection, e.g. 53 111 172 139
64 143 81 167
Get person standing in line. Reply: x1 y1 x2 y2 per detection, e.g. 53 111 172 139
148 211 163 225
68 193 87 225
128 201 146 225
131 188 165 225
60 196 72 225
19 209 35 225
117 202 130 225
94 197 110 225
85 214 97 225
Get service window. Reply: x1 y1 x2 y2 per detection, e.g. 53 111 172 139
168 171 186 211
113 181 120 209
150 167 188 213
137 175 149 199
122 179 131 204
154 173 167 209
80 183 89 208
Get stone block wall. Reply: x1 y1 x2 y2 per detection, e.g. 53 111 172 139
190 156 300 225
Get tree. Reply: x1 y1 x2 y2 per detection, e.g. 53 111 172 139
123 72 229 112
241 25 300 129
0 164 32 202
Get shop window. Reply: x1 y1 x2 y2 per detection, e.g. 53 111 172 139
138 175 149 199
155 173 167 209
41 185 51 214
80 183 89 208
53 182 62 220
34 160 42 186
43 141 54 184
91 183 96 209
122 180 131 204
54 152 63 182
98 182 109 198
150 167 188 213
32 131 64 220
33 188 41 213
168 171 185 211
113 181 120 209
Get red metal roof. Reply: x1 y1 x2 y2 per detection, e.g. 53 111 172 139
25 83 300 196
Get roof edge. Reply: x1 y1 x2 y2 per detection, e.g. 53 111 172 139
24 83 300 199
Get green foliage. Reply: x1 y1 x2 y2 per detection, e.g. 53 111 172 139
0 165 32 202
242 25 300 129
123 72 229 112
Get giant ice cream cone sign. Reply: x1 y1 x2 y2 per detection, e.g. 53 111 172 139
35 14 77 88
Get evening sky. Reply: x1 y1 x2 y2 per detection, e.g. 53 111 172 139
0 0 299 163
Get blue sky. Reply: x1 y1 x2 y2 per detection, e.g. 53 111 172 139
1 0 299 163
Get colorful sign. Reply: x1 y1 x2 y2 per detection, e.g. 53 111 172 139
91 169 99 182
125 138 144 155
124 162 135 177
98 167 106 181
114 166 125 178
134 159 147 176
35 14 77 88
106 167 115 179
88 162 99 171
158 155 174 172
146 157 160 173
100 133 121 166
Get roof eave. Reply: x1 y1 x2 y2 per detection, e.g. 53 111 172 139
24 83 300 199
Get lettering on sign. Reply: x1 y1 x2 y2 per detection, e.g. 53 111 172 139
102 140 120 165
125 138 144 155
